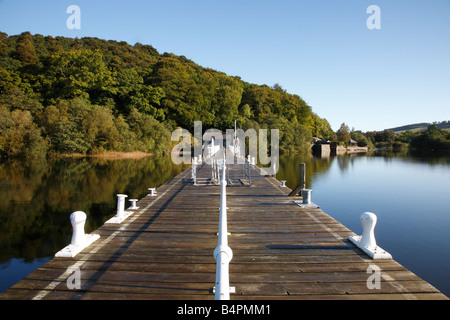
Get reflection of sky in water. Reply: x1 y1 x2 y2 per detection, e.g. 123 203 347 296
0 258 50 293
309 154 450 297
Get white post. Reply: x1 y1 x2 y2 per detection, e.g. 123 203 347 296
55 211 100 258
280 180 287 187
192 158 197 185
148 188 157 196
70 211 87 246
348 212 392 259
218 158 228 248
360 212 377 250
117 194 128 218
301 189 312 204
129 199 139 210
214 154 234 300
212 157 217 181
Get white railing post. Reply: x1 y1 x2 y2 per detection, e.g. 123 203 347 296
213 154 234 300
192 157 197 185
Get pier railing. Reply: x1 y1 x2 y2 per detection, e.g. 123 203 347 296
213 154 234 300
191 152 251 186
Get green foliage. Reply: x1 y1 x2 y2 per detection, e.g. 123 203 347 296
42 49 115 104
0 107 48 158
410 125 450 151
351 132 372 148
0 32 330 158
341 125 450 152
336 123 351 143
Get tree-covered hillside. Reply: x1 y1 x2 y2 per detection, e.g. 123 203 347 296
0 31 333 158
387 121 450 133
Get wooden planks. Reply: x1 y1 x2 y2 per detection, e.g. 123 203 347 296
0 162 447 300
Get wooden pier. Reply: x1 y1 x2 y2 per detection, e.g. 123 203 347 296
0 161 447 300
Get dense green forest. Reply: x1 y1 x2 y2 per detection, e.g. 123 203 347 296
0 31 334 158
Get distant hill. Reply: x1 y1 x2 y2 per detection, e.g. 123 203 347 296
387 121 450 133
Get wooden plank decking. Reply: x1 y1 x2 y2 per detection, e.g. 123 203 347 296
0 162 447 300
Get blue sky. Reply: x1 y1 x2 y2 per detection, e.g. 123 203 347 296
0 0 449 132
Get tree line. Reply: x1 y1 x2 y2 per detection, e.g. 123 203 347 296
0 31 334 158
335 122 450 152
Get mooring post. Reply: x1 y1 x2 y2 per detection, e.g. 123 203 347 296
116 194 128 218
129 199 139 210
55 211 100 257
70 211 87 246
359 212 378 250
289 163 306 196
301 189 312 204
348 212 392 259
281 180 287 187
148 188 157 197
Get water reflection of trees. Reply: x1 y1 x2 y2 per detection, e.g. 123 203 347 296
2 150 447 263
0 156 188 263
276 151 450 193
276 153 334 190
367 149 450 166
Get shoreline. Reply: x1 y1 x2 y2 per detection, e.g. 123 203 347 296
47 151 155 160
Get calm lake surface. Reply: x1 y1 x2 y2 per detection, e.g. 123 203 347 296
1 151 449 297
277 150 450 297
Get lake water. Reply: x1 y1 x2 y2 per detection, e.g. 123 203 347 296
0 155 189 293
1 151 449 297
276 150 450 297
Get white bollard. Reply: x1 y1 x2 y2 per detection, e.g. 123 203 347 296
117 194 128 218
148 188 157 197
70 211 87 246
360 212 377 250
129 199 139 210
55 211 100 257
280 180 287 187
348 212 392 259
251 157 255 165
301 189 312 204
293 189 318 209
104 195 133 224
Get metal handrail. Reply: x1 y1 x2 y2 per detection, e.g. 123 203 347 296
213 153 234 300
